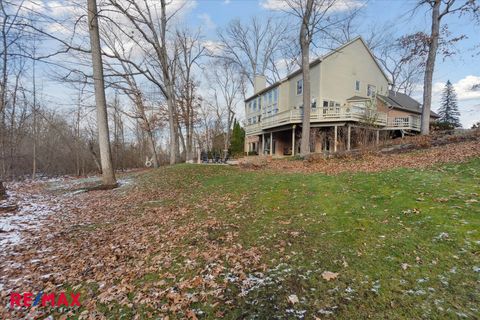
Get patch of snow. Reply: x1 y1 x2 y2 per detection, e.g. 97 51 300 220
371 280 380 294
434 232 450 241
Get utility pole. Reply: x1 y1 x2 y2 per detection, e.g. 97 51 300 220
87 0 117 187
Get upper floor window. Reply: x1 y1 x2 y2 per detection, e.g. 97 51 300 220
367 84 376 97
296 79 303 95
312 98 317 109
355 80 360 91
273 88 278 102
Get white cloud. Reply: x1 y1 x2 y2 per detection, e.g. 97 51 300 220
203 40 223 55
223 0 232 4
260 0 364 12
198 13 216 30
430 75 480 128
432 75 480 101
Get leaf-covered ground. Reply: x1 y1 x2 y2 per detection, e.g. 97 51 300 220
1 150 479 319
240 139 480 174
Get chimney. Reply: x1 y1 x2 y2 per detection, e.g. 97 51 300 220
254 75 266 94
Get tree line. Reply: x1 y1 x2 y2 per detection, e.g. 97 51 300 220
0 0 478 186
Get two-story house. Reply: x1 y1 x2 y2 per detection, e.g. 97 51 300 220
244 36 439 156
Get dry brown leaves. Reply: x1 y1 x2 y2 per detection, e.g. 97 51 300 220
240 139 480 175
0 179 263 318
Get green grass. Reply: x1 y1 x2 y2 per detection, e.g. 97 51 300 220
82 160 480 318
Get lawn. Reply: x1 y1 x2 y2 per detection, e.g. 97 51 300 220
131 159 479 319
2 158 479 319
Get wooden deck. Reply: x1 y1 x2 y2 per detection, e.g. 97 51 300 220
245 107 420 135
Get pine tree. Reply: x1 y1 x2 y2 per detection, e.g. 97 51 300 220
229 119 245 157
438 80 461 128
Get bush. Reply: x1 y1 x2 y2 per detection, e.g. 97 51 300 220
239 156 268 169
431 121 455 131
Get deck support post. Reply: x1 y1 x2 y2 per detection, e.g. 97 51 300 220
334 125 338 153
261 134 265 155
269 132 273 156
292 125 296 156
347 124 351 151
376 130 380 145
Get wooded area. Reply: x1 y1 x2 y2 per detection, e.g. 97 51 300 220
0 0 477 186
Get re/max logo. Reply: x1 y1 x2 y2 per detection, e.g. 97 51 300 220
10 292 81 308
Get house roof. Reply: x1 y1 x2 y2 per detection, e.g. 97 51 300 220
245 36 391 103
347 95 370 101
379 90 440 118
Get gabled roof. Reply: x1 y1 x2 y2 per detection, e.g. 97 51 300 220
379 90 440 118
321 36 391 84
245 36 391 103
347 95 370 101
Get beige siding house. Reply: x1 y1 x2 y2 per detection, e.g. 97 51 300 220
244 37 438 155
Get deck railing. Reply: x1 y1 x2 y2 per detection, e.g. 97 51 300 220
245 106 389 134
245 107 422 135
386 115 421 131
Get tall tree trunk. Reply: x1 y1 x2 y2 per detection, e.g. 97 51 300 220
87 0 116 186
147 129 159 168
224 110 234 160
0 180 5 200
176 119 185 162
88 141 102 174
299 0 314 156
185 125 193 162
0 13 8 179
32 50 37 180
421 0 440 135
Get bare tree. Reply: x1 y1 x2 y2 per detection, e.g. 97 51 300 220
106 0 182 165
175 28 205 163
412 0 479 135
374 34 425 95
217 16 288 86
87 0 116 186
101 26 162 168
0 0 28 181
207 60 243 160
285 0 342 156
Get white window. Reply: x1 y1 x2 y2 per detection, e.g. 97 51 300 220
355 80 360 91
296 79 303 95
367 84 376 97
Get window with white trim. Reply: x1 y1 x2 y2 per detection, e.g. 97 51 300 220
355 80 360 91
367 84 376 97
296 79 303 95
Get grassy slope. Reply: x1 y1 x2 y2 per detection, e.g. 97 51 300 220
134 159 479 319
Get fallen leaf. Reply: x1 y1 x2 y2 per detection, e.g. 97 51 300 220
322 271 339 281
288 294 299 304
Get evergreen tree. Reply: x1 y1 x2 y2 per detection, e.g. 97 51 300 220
438 80 461 128
229 119 245 157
